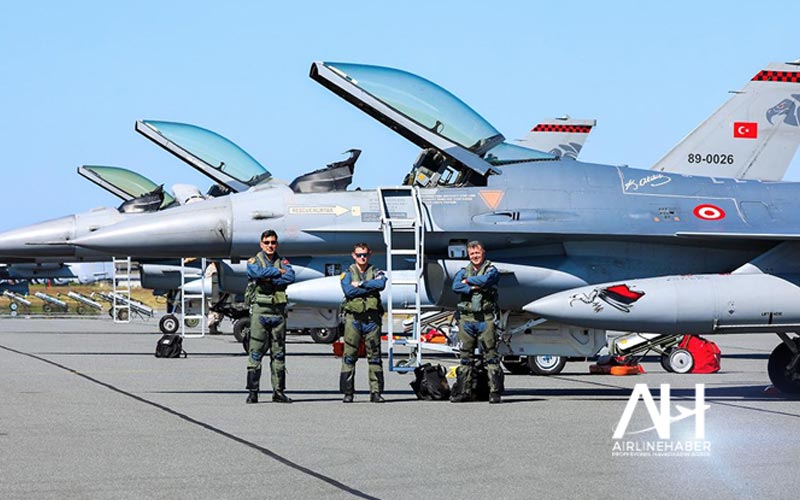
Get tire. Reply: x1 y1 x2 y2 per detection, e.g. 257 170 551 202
528 355 567 375
669 348 694 374
768 342 800 395
116 309 129 321
660 351 674 372
42 304 53 313
9 303 18 312
501 355 532 375
159 314 179 335
184 318 200 328
76 305 87 316
233 317 251 343
310 327 339 344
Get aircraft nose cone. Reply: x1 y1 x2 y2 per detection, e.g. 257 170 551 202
0 216 77 259
72 197 234 258
523 293 567 319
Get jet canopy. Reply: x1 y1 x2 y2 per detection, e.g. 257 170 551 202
313 62 555 187
324 62 502 152
77 165 175 211
136 120 272 193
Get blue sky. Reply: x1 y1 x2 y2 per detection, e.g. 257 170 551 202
1 1 798 231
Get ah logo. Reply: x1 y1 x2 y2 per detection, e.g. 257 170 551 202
613 384 709 440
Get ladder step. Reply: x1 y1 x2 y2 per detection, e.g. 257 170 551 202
390 279 419 286
390 249 418 256
390 308 421 315
384 217 417 223
391 365 416 373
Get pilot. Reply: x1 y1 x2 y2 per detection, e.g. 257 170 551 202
244 230 295 404
339 242 388 403
451 240 503 404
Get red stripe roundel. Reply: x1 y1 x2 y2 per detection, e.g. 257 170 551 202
693 204 725 220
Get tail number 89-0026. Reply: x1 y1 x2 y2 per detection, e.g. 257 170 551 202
688 153 734 165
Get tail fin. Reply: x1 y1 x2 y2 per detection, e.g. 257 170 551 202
652 61 800 180
516 116 596 159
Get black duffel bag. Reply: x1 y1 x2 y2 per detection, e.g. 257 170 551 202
154 334 187 358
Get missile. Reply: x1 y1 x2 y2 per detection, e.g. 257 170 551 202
287 270 443 309
525 273 800 334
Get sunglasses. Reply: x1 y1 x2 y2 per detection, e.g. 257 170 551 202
261 240 278 246
355 252 370 258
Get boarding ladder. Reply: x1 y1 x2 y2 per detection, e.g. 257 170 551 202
378 186 425 372
180 257 207 338
112 257 132 323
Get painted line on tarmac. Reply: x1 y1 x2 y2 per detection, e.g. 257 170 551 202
0 343 382 500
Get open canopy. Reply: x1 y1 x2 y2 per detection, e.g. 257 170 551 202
78 165 175 208
136 120 271 193
324 62 502 152
311 61 555 187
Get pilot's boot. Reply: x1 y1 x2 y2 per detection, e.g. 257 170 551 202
340 371 355 403
272 369 292 403
370 371 385 403
246 369 260 404
489 367 504 404
450 369 471 403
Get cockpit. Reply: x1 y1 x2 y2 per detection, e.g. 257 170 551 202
311 62 556 188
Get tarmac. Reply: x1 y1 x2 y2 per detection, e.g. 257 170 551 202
2 316 800 500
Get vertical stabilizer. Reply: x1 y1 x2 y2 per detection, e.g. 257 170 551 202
652 61 800 180
516 116 596 159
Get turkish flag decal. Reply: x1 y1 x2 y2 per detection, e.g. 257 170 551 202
733 121 758 139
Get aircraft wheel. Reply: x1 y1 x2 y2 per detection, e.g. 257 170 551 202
159 314 179 335
669 348 694 374
767 342 800 395
233 317 251 343
116 309 129 321
660 351 674 372
76 305 87 316
184 318 200 328
309 327 339 344
528 355 566 375
9 303 18 312
42 304 53 313
501 355 531 375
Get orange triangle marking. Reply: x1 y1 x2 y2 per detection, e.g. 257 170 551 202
479 190 504 209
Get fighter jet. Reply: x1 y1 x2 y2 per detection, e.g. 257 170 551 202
57 60 800 394
0 59 793 262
